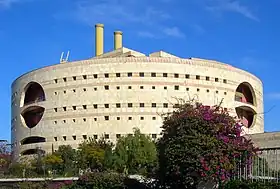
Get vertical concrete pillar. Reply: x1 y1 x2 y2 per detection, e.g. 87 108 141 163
95 23 104 56
114 31 122 50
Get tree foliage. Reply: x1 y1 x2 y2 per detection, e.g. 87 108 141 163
156 102 259 188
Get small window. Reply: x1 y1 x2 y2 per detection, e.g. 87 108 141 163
139 72 144 77
173 104 180 108
128 103 133 108
128 72 132 77
104 85 109 90
197 88 200 92
140 103 144 107
152 86 156 89
83 135 87 140
152 117 156 120
223 79 227 83
54 108 58 112
104 73 109 78
151 73 156 77
63 107 66 111
54 137 57 141
54 92 57 95
128 117 132 120
63 90 66 94
73 89 76 92
63 136 66 141
140 86 144 89
94 135 98 139
105 116 109 120
83 118 86 122
83 75 87 79
174 85 179 90
196 75 200 80
174 73 179 78
94 118 97 121
185 74 190 79
72 136 76 140
163 103 168 108
152 103 156 108
164 86 167 90
224 92 227 95
128 86 132 89
215 78 219 82
72 106 76 110
83 105 87 109
206 89 210 93
116 103 121 108
93 104 98 109
140 117 144 120
116 73 121 77
116 86 120 90
186 88 189 91
63 120 66 123
105 104 109 108
216 90 219 94
94 87 97 91
83 88 87 91
63 77 67 82
105 134 109 139
54 121 57 124
93 74 98 78
163 73 168 77
152 134 157 139
116 134 121 138
117 117 120 120
206 76 210 81
72 119 76 123
54 79 58 83
73 76 76 80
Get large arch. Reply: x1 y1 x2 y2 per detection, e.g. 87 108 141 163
235 82 256 106
235 106 257 128
21 106 45 128
23 82 46 106
20 136 46 145
21 148 45 156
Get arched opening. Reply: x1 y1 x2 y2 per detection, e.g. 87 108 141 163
235 106 256 128
24 82 45 106
235 82 255 105
21 106 45 128
20 136 46 145
21 148 45 156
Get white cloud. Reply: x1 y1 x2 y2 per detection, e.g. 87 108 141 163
163 27 185 38
205 0 259 21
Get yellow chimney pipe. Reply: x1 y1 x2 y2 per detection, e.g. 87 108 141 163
95 23 104 56
114 31 123 50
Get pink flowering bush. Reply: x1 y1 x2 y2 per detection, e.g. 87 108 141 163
156 102 259 188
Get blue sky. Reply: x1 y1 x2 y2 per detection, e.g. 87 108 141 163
0 0 280 140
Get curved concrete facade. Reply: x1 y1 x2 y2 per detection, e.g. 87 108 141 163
11 54 264 160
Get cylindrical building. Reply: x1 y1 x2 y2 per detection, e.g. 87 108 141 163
11 24 264 160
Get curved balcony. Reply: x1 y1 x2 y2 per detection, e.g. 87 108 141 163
235 82 256 106
22 82 46 107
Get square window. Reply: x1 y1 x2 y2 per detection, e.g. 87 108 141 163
105 116 109 120
105 134 109 139
104 85 109 90
206 76 210 81
54 92 57 95
216 90 219 94
164 86 167 90
128 103 133 108
139 72 144 77
174 85 179 90
152 86 155 89
151 72 156 77
116 86 120 90
83 135 87 140
215 78 219 82
128 117 132 120
63 120 66 123
163 103 168 108
83 105 87 109
104 73 109 78
152 134 157 139
116 73 121 77
93 74 98 78
117 117 120 120
83 88 87 91
54 137 57 141
152 117 156 120
196 75 200 80
186 88 189 91
83 75 87 79
128 86 132 89
63 107 66 111
223 79 227 83
116 134 121 138
94 118 97 121
152 103 156 108
73 76 76 80
163 73 168 77
72 119 76 123
197 88 200 92
63 90 66 94
94 87 97 91
140 117 144 120
116 103 121 108
72 135 76 140
73 106 76 110
140 86 144 89
54 108 58 112
73 89 76 92
140 103 144 107
105 104 109 108
63 136 66 141
94 135 98 139
224 92 227 95
54 121 57 124
83 118 86 122
63 77 67 82
185 74 190 79
128 72 132 77
93 104 97 109
174 73 179 78
54 79 58 83
206 89 210 92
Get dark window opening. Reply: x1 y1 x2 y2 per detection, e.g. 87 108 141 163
63 107 66 111
21 149 45 156
94 104 98 109
105 104 109 108
140 103 144 107
163 73 168 77
116 103 121 108
73 76 76 80
83 75 87 79
93 74 98 78
116 134 121 138
63 136 66 141
196 75 200 80
235 83 254 105
24 82 46 105
83 105 87 109
174 86 179 90
206 76 210 81
105 116 109 120
73 136 76 140
21 106 45 128
174 73 179 78
105 134 109 139
139 72 144 77
215 78 219 82
152 103 156 108
116 73 121 77
163 103 168 108
72 106 76 110
21 136 46 145
63 78 67 82
104 85 109 90
128 103 133 108
104 73 109 78
83 135 87 140
128 72 132 77
151 73 156 77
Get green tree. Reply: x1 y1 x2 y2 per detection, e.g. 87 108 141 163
55 145 77 176
42 153 63 175
113 128 157 175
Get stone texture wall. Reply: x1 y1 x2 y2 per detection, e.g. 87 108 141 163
11 57 264 160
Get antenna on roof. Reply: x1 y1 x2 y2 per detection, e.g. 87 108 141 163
60 51 70 63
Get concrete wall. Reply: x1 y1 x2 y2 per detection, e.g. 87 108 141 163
11 56 264 160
